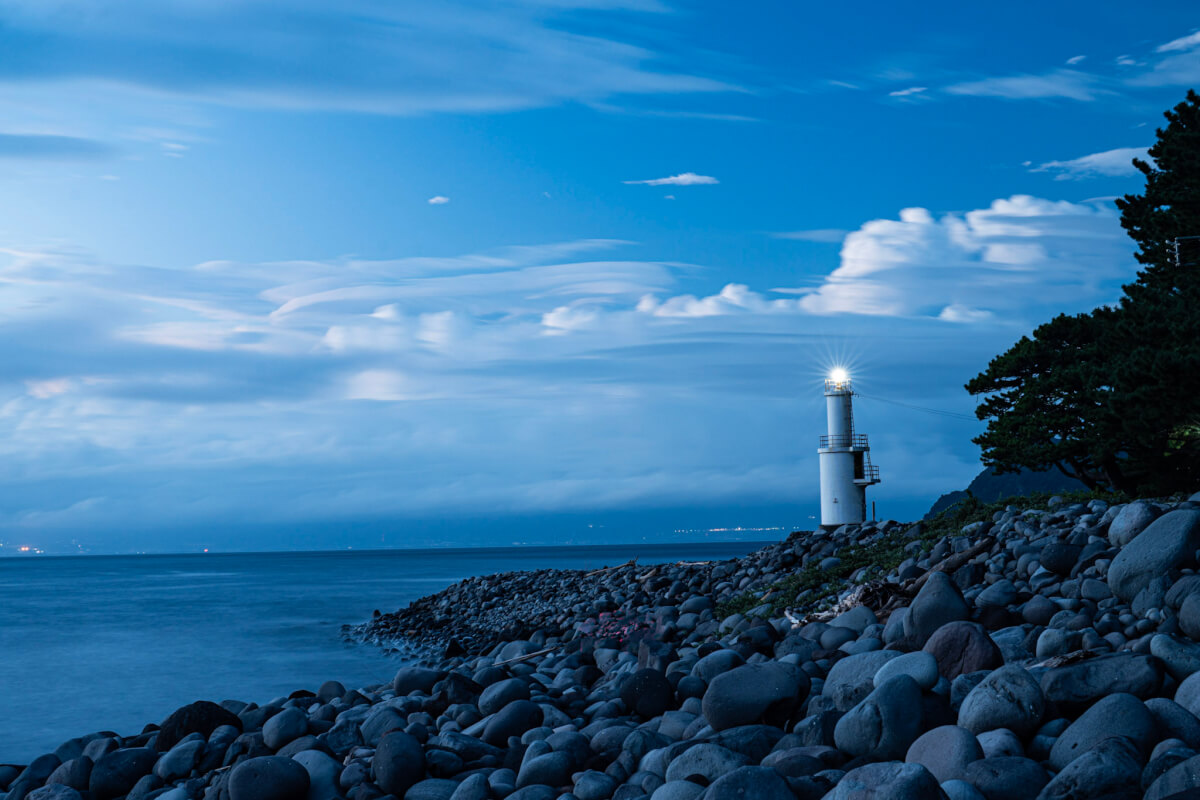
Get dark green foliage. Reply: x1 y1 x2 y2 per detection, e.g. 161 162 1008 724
716 488 1125 619
967 90 1200 495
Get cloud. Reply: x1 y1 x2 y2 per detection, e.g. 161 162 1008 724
1066 55 1086 65
0 198 1139 546
0 132 114 160
1156 31 1200 53
944 69 1100 101
888 86 927 97
623 172 719 186
1029 146 1148 180
772 229 849 243
795 195 1132 319
0 1 737 121
427 196 451 205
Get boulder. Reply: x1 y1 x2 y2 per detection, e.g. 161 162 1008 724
957 666 1045 739
482 700 543 747
923 622 1002 680
372 731 425 797
834 675 924 760
620 669 674 719
479 678 530 716
1048 693 1156 770
393 667 444 696
1040 653 1163 713
1108 501 1159 547
155 701 242 753
905 725 984 783
1146 753 1200 800
822 650 902 712
262 707 308 751
874 651 939 691
1036 736 1143 800
701 662 808 731
904 572 970 648
663 744 747 785
227 756 310 800
700 766 793 800
1107 510 1200 602
960 757 1048 800
88 748 158 800
824 761 947 799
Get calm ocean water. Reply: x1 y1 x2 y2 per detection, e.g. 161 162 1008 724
0 541 767 764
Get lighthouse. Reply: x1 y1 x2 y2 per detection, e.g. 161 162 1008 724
818 369 880 527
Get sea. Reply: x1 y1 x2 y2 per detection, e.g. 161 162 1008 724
0 541 768 764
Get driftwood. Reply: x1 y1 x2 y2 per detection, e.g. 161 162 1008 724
902 536 996 597
492 646 556 667
585 559 636 577
1033 649 1096 669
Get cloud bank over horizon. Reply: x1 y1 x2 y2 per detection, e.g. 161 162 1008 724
0 193 1138 547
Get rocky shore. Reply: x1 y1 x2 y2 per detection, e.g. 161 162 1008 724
7 493 1200 800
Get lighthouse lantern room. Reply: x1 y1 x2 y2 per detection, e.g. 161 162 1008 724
818 369 880 527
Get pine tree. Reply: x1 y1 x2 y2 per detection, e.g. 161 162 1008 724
967 91 1200 495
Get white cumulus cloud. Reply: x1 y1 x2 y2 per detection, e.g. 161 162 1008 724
427 196 451 205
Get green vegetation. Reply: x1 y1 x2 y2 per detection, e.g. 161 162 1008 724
715 488 1124 619
967 90 1200 496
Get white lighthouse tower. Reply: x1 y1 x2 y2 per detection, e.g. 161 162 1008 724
818 369 880 527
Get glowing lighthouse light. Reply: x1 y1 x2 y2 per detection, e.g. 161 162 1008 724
818 368 880 527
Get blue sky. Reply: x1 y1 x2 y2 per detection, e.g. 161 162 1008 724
0 1 1197 553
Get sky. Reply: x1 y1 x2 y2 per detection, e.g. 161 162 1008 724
0 1 1197 553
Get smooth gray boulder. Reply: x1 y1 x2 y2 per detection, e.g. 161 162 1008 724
479 678 530 716
89 748 158 800
1049 693 1156 770
664 744 747 785
1036 736 1143 800
1107 510 1200 602
1146 753 1200 800
698 766 792 800
1040 653 1163 712
904 572 970 648
906 725 984 783
834 674 924 760
228 756 309 800
1108 501 1159 547
292 750 341 800
702 662 808 731
957 665 1044 739
874 651 939 691
824 761 947 799
263 707 308 751
822 650 902 712
960 757 1048 800
372 731 424 797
